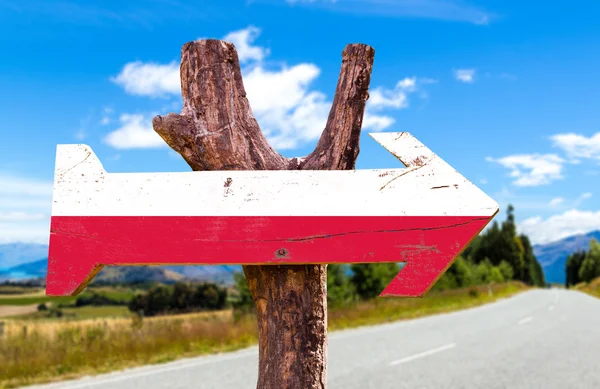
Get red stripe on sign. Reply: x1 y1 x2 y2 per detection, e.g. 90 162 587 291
47 216 490 296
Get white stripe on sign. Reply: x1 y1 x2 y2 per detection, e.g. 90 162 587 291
389 343 456 366
51 132 498 217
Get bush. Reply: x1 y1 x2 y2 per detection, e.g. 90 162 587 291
129 282 228 317
76 292 127 307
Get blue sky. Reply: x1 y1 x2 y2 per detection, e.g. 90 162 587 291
0 0 599 246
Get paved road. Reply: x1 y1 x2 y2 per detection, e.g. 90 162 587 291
25 289 600 389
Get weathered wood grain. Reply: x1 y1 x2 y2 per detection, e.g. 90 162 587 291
153 39 375 389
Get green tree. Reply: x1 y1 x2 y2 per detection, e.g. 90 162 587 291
474 259 493 284
467 205 544 287
519 234 546 287
498 206 525 277
232 272 254 312
498 260 514 281
350 263 400 300
579 239 600 283
434 256 473 290
452 257 475 287
171 283 194 311
193 283 227 310
327 264 355 307
566 251 586 287
489 267 505 283
129 285 172 316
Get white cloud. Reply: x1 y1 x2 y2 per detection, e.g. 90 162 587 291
486 154 565 186
548 197 564 207
0 211 46 222
367 77 416 110
104 113 166 149
519 209 600 245
454 68 476 83
480 178 488 184
110 26 429 150
362 113 395 132
0 175 52 244
550 131 600 161
111 61 180 98
0 223 50 245
573 192 593 208
222 26 269 63
0 175 53 196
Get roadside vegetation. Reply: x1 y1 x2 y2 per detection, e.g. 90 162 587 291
0 204 543 388
565 238 600 290
0 282 527 389
573 277 600 299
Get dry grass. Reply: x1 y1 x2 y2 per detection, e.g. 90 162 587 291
1 309 233 339
574 277 600 298
0 282 527 389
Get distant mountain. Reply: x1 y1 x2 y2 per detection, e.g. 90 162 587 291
164 265 240 284
0 252 240 285
534 230 600 285
0 243 49 269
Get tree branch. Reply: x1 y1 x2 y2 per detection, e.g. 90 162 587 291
152 39 375 389
301 44 375 170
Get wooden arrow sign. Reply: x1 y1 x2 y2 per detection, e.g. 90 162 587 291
46 132 499 297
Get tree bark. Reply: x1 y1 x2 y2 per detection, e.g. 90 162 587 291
153 39 375 389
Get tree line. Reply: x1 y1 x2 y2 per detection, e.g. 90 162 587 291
128 282 228 317
234 204 546 309
565 238 600 287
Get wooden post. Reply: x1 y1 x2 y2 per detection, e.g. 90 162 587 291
153 39 375 389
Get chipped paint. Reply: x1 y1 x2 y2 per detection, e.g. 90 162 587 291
47 132 499 297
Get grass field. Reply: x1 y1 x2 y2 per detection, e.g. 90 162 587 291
574 277 600 298
0 286 44 295
0 286 137 307
0 281 528 389
0 286 140 322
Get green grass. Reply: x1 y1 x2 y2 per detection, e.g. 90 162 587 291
0 286 43 295
0 282 528 389
0 286 137 306
0 295 75 306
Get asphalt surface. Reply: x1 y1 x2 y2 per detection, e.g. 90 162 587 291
25 288 600 389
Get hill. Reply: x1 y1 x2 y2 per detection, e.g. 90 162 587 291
0 243 48 269
534 230 600 285
0 246 240 285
